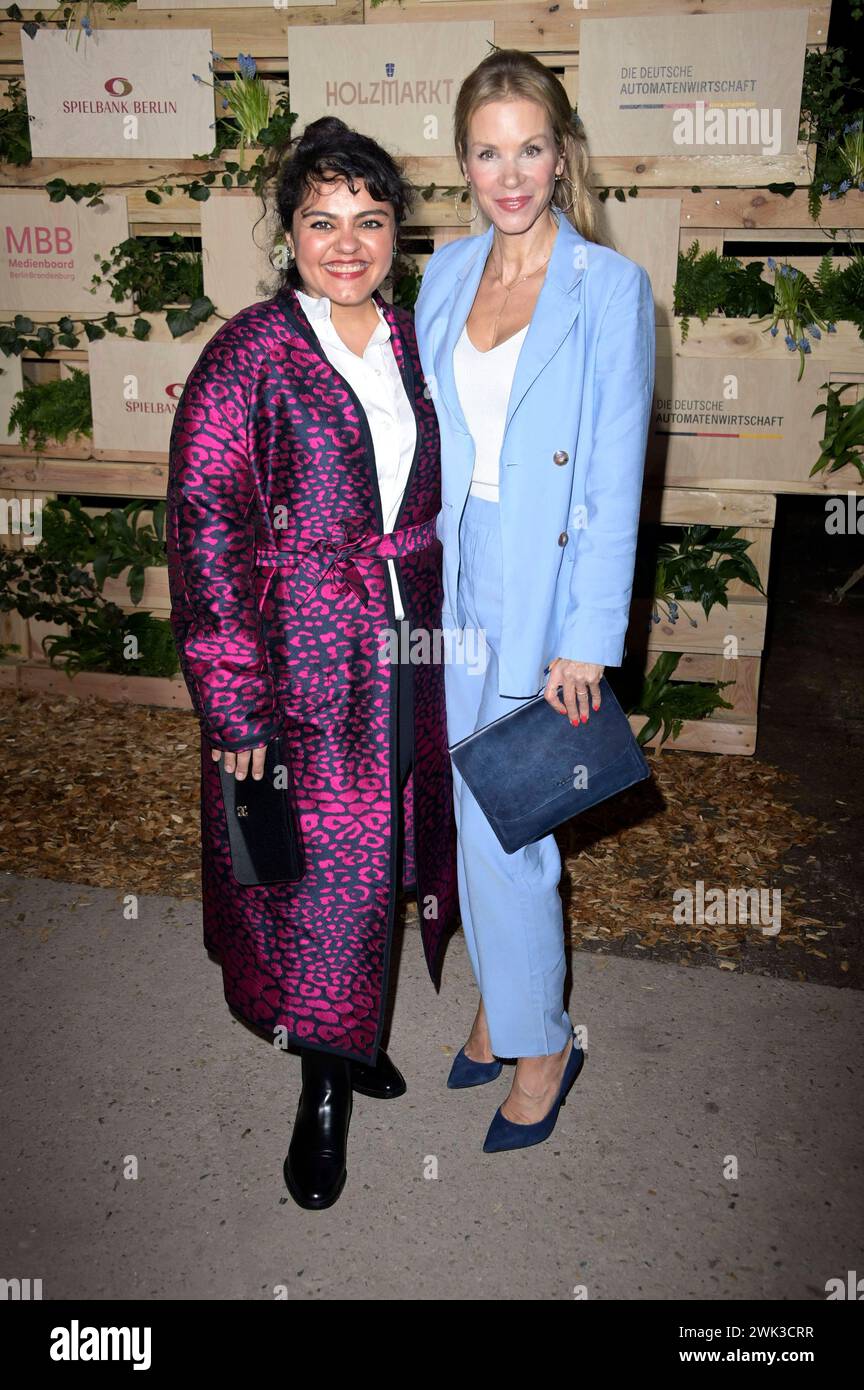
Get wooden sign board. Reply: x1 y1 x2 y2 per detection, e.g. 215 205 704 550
578 11 808 157
288 21 495 156
0 192 133 315
88 336 217 453
200 193 281 317
647 356 858 489
23 28 216 158
600 196 680 324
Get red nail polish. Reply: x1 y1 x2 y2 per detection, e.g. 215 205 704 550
592 702 599 711
570 718 579 726
581 714 588 723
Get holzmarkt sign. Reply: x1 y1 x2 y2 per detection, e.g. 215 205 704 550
287 21 495 156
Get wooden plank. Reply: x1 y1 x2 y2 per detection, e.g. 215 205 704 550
102 568 170 616
729 227 863 243
726 527 772 597
642 486 776 529
364 0 828 48
645 650 761 719
0 4 363 61
15 661 193 709
0 441 93 459
0 458 170 498
630 711 756 755
1 151 823 207
658 318 864 363
643 596 766 657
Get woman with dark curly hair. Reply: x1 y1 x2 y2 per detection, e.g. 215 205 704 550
167 117 457 1210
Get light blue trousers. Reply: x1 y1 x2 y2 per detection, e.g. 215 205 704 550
445 492 574 1058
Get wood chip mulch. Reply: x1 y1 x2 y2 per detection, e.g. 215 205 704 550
2 688 843 969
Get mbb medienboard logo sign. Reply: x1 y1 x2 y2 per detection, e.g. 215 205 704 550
0 192 129 312
6 224 73 257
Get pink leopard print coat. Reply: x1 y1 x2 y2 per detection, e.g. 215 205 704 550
166 283 458 1064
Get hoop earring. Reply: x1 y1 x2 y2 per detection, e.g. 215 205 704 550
454 181 479 225
554 175 575 213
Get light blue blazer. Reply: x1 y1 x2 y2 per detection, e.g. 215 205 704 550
413 209 656 697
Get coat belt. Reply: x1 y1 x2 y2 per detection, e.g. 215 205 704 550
252 515 439 612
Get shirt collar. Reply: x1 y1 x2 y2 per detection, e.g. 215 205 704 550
296 288 391 348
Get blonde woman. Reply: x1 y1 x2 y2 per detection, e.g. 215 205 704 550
414 50 655 1152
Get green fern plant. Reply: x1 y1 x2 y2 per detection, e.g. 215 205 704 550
8 367 92 450
812 250 864 339
674 241 773 341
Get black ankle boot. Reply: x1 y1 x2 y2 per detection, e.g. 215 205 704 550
284 1047 353 1210
350 1047 407 1099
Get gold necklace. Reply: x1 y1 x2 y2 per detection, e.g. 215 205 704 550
485 242 553 343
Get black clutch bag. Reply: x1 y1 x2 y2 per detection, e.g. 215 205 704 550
448 675 651 854
217 734 305 886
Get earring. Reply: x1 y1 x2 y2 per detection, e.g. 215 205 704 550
454 180 479 225
270 240 293 271
554 174 575 213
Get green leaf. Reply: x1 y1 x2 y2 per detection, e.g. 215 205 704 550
165 308 197 338
636 712 661 747
186 296 215 323
127 564 145 606
151 500 166 543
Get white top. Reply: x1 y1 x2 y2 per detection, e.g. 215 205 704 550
453 321 529 502
296 288 417 621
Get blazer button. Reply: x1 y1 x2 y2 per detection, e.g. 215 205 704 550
558 531 569 546
553 450 569 465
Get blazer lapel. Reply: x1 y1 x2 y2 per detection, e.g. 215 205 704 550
433 225 494 436
432 210 587 446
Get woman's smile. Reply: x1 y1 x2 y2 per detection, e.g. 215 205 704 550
323 261 371 278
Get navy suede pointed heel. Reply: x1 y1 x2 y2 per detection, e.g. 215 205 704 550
482 1035 584 1152
447 1044 503 1088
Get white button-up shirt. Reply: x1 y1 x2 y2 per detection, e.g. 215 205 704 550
295 289 417 621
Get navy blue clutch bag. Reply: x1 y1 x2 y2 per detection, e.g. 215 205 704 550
448 676 651 854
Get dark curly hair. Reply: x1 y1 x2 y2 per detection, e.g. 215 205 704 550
264 116 416 294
